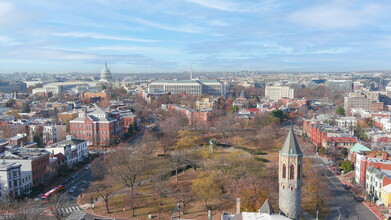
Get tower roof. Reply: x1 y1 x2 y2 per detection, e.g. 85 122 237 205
280 127 302 156
100 62 113 82
239 90 248 99
259 199 274 214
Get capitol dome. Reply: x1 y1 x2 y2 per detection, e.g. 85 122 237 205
100 62 113 82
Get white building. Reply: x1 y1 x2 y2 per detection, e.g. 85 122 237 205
265 86 294 100
366 166 391 199
32 81 97 95
355 153 366 184
0 161 22 199
336 116 357 128
43 125 66 145
0 148 50 194
46 135 88 167
148 80 225 96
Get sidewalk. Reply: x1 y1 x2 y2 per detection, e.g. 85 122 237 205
332 170 385 220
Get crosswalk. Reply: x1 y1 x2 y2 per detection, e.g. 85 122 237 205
59 206 80 214
27 206 80 215
304 155 318 159
311 163 326 168
27 207 45 214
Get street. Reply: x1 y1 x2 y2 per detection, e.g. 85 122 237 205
305 153 378 220
26 165 94 218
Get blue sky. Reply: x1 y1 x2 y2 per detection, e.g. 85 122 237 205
1 0 391 73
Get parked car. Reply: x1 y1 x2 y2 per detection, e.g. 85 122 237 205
84 165 90 170
63 177 71 184
71 173 79 179
353 196 364 202
68 186 77 193
343 184 351 190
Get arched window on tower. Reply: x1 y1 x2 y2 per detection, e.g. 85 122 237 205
282 164 286 179
298 164 301 179
289 165 295 180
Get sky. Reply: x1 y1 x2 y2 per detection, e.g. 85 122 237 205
1 0 391 73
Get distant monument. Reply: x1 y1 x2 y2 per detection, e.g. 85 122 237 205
100 62 113 82
279 127 303 219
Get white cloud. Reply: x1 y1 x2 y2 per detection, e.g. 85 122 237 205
0 35 20 46
88 46 180 55
0 2 13 17
289 2 383 29
52 32 158 43
185 0 237 11
184 0 274 12
131 17 206 33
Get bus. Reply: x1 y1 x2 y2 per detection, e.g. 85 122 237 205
41 185 65 199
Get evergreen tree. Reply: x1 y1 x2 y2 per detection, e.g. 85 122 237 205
20 103 31 113
335 106 345 116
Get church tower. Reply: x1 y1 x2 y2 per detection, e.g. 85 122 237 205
279 127 303 219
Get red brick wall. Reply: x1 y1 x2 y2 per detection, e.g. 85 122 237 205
31 154 49 187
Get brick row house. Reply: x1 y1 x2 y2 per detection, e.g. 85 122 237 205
69 107 124 146
162 104 210 126
0 148 50 195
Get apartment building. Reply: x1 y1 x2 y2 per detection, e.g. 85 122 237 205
148 80 225 96
344 91 383 113
265 86 294 100
46 135 88 167
0 148 50 194
0 161 22 199
69 107 124 146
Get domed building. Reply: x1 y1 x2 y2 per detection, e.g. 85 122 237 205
100 62 113 82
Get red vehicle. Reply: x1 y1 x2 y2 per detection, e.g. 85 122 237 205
41 185 65 199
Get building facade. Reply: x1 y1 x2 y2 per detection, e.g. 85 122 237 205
69 107 124 146
265 86 294 100
279 128 302 219
0 161 22 199
148 80 225 96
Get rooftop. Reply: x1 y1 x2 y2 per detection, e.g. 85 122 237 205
48 138 86 148
0 161 21 170
1 147 49 160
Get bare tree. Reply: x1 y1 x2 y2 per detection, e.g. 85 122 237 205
90 157 106 180
172 183 194 214
108 149 145 198
171 150 187 181
96 182 114 213
124 195 141 218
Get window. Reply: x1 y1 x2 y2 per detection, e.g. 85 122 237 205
289 165 295 180
282 164 286 178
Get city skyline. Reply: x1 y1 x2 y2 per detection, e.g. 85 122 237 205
1 0 391 73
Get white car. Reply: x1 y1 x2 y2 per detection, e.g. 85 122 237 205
84 165 90 170
68 186 77 193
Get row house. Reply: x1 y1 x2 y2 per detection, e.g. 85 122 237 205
0 148 50 194
303 119 353 147
0 161 22 199
119 111 139 133
365 166 391 200
355 152 391 187
69 107 124 146
322 136 358 149
7 133 37 148
46 135 88 167
162 104 210 126
336 116 357 128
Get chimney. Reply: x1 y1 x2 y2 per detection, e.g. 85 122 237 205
382 152 388 160
236 198 241 214
370 152 375 158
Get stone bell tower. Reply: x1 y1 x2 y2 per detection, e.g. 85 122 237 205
279 127 303 219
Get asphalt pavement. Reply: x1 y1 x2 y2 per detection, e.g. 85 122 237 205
306 154 378 220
